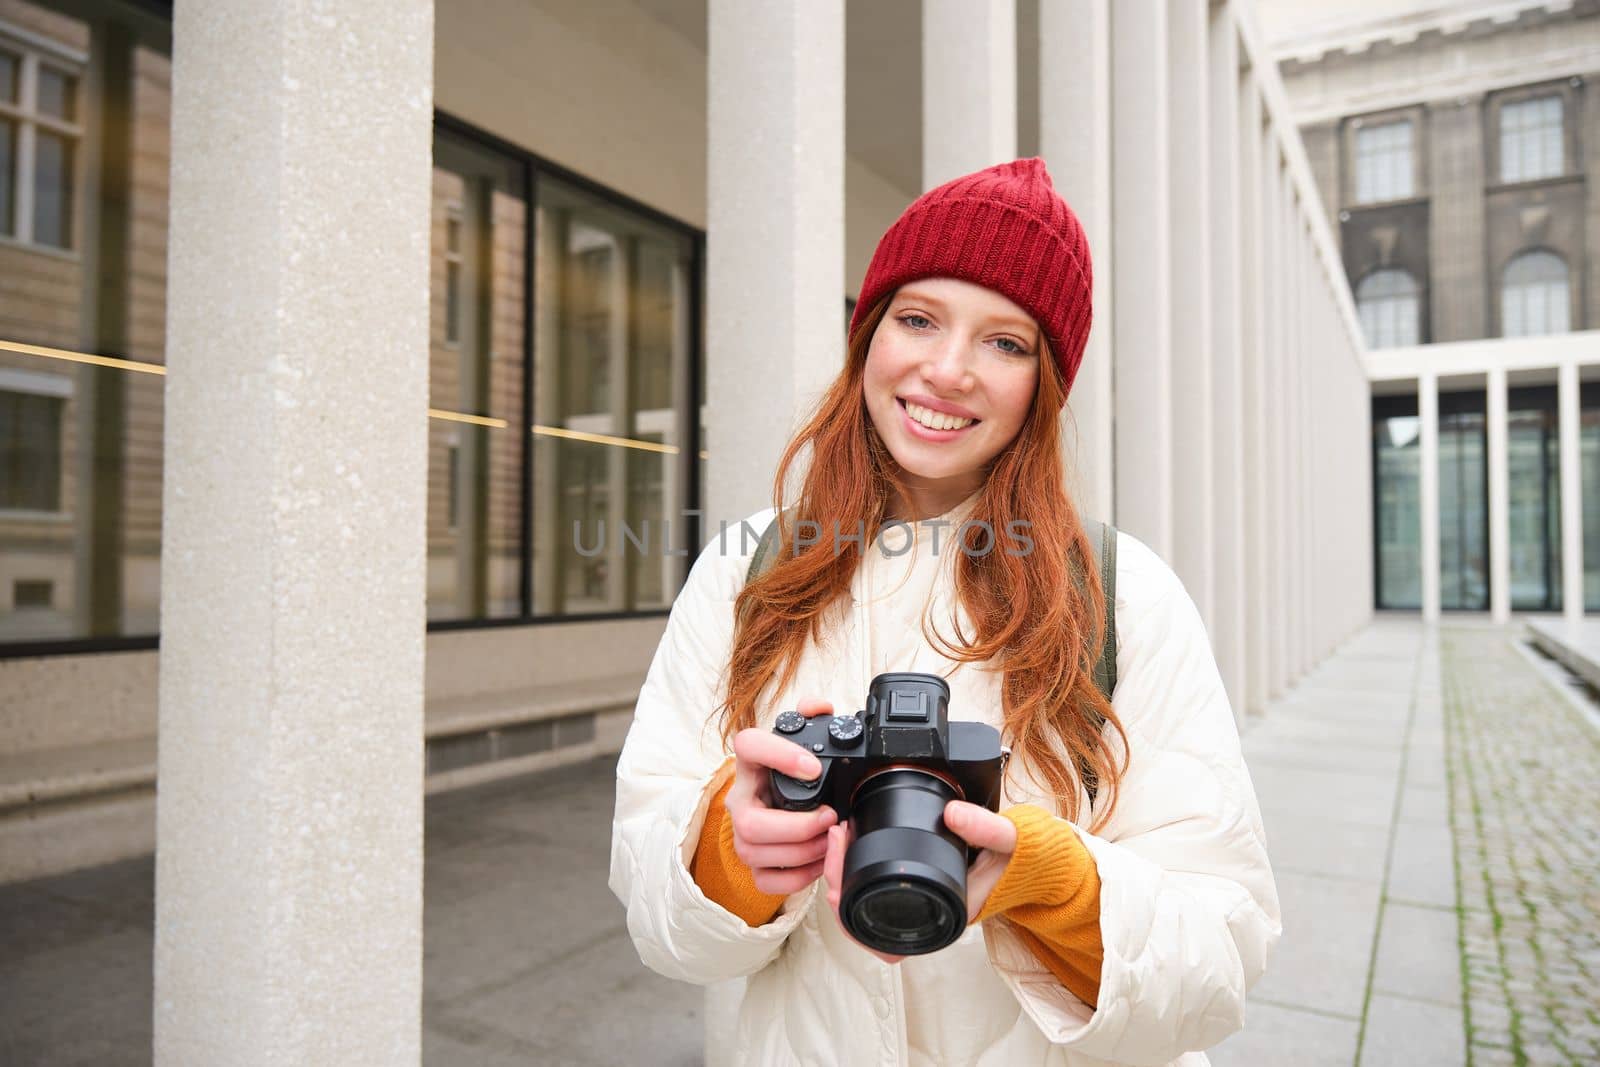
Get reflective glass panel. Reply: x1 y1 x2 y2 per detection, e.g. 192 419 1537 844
426 128 527 621
0 7 167 643
1374 404 1422 609
533 177 695 615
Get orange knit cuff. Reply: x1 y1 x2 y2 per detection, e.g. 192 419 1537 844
689 761 787 928
974 803 1105 1008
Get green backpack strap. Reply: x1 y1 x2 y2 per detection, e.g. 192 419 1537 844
1080 517 1118 704
746 509 788 586
1078 517 1118 806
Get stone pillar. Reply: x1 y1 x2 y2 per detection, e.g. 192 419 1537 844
1040 0 1113 522
1111 1 1173 560
1265 153 1286 695
1560 361 1584 625
1208 4 1246 717
154 1 433 1063
1428 96 1487 342
1240 80 1268 713
705 0 843 526
1420 372 1442 622
922 0 1017 189
1488 367 1510 623
1168 0 1213 626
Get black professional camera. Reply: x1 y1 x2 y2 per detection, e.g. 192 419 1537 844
768 672 1008 955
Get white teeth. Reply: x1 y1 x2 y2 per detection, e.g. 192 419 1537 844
904 401 974 431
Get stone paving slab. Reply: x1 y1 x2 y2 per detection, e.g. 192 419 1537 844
1359 994 1468 1067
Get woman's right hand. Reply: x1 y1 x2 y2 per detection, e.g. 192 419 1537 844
725 697 840 896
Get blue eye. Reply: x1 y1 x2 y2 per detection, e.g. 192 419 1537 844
898 313 932 330
994 337 1032 355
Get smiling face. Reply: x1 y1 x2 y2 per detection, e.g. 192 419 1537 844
862 277 1042 520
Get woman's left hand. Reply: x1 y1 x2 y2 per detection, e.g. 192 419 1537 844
822 799 1018 964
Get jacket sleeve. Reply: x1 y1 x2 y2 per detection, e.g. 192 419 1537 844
982 533 1283 1065
608 510 818 985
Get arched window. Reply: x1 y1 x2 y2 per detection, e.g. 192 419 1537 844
1356 268 1420 349
1502 250 1570 337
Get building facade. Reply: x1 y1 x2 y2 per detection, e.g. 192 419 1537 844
1275 0 1600 618
0 0 1375 1052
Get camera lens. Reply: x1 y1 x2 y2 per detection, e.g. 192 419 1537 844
839 768 969 956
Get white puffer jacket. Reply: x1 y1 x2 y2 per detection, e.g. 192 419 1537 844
610 495 1281 1067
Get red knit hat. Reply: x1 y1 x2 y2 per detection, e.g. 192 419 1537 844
848 157 1093 400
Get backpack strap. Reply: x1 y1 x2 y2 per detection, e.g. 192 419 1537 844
746 509 787 586
1077 518 1118 807
1081 518 1118 703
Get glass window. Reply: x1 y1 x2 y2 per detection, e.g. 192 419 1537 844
0 3 166 645
32 128 72 248
1507 390 1562 612
427 129 526 622
1582 386 1600 611
1356 268 1420 349
1438 395 1487 611
35 65 75 121
0 33 83 250
1354 119 1413 204
0 386 64 511
0 117 14 236
0 48 18 102
533 177 696 616
1500 95 1563 183
1374 400 1421 609
1501 250 1569 338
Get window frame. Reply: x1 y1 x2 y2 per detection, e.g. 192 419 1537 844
1344 106 1426 208
1 108 707 657
0 22 85 253
1355 267 1422 349
1499 248 1572 338
0 365 73 519
1487 80 1578 191
1498 94 1564 184
413 112 707 634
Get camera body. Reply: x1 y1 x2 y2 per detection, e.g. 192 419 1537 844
768 672 1007 828
767 673 1009 956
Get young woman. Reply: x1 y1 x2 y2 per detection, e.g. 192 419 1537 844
609 158 1280 1066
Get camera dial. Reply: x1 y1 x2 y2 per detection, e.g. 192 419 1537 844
775 710 806 734
827 714 864 747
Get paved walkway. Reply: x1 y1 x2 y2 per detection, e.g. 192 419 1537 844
4 618 1598 1064
1444 628 1600 1064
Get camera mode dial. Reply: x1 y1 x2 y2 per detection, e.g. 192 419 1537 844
827 714 864 747
775 710 806 734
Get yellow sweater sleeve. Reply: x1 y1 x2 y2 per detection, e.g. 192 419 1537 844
689 761 788 928
974 803 1105 1009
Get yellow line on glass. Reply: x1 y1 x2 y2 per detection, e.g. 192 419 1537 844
4 339 710 458
533 424 679 455
0 339 166 375
428 408 508 429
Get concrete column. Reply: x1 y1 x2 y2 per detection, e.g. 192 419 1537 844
1111 0 1173 560
1488 367 1510 623
922 0 1017 189
705 0 844 525
1041 0 1113 522
1260 134 1283 696
1420 372 1442 622
1168 0 1213 626
155 1 433 1062
1208 5 1246 717
1240 80 1268 714
1560 361 1584 625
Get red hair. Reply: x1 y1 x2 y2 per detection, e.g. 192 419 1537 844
715 293 1129 830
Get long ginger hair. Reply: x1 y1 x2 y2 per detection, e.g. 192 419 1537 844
715 293 1129 831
